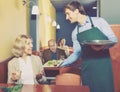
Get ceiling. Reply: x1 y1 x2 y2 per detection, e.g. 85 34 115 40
50 0 97 11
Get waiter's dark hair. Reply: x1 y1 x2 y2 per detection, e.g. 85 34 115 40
64 1 86 15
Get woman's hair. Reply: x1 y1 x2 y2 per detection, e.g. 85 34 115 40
57 38 65 46
12 34 32 57
64 1 86 15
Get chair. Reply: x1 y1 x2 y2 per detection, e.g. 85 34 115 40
55 73 81 86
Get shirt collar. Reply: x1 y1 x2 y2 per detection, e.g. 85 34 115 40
78 16 90 27
86 16 90 23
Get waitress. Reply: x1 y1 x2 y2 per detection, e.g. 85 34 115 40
60 1 118 92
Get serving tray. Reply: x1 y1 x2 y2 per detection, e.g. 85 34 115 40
43 60 62 67
82 40 116 45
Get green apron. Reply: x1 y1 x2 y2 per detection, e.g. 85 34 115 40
77 17 114 92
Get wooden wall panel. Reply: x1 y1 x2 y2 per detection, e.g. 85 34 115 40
110 24 120 92
110 24 120 61
0 57 13 83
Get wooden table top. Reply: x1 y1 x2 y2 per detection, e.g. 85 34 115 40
0 84 90 92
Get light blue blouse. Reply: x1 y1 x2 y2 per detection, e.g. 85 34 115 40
61 16 118 67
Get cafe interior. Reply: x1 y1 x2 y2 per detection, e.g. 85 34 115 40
0 0 120 92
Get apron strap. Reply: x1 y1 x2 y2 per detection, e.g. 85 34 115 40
77 25 80 34
77 17 94 34
89 17 94 28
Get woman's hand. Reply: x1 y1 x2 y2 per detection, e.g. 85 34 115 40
11 71 21 81
36 70 44 80
90 45 105 51
36 73 43 80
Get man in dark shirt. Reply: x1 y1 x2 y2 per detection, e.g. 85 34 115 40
42 39 67 64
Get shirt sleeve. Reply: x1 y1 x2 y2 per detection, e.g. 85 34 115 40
94 17 118 49
98 18 117 42
61 29 81 67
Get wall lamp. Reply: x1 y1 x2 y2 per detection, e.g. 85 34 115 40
52 21 60 29
23 0 39 15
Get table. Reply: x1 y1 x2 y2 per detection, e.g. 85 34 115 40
44 67 81 84
44 67 81 76
0 84 90 92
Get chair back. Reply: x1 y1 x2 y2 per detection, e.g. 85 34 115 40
55 73 81 86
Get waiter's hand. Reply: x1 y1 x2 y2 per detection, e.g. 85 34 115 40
90 45 105 51
57 60 64 67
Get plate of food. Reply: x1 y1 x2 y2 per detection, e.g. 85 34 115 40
43 60 62 67
82 40 116 45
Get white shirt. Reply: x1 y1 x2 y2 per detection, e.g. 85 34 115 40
18 56 34 84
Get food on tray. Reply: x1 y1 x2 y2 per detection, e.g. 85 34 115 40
43 60 62 67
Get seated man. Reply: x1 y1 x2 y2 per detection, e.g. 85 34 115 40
42 39 67 64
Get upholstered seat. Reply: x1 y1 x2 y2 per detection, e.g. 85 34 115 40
55 73 81 86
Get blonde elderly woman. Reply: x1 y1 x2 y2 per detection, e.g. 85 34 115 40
8 34 47 84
